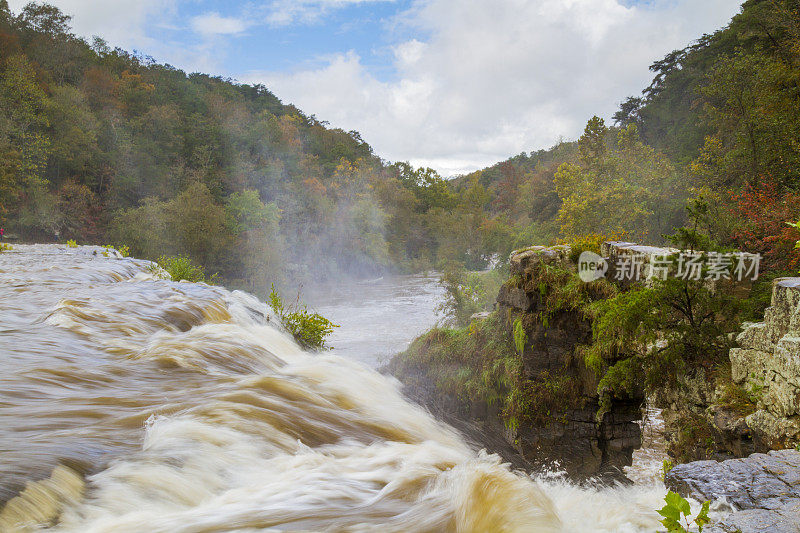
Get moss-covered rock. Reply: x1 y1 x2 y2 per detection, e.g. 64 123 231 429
389 244 644 478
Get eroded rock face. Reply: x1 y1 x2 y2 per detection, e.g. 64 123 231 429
498 245 644 477
730 278 800 448
666 449 800 533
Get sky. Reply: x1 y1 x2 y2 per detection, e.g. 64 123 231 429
8 0 744 176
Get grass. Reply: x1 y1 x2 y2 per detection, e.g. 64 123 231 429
715 374 758 417
398 309 583 431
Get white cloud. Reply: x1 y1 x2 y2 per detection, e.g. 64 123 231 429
247 0 743 175
190 12 248 36
7 0 232 74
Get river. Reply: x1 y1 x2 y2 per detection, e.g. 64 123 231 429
1 245 674 532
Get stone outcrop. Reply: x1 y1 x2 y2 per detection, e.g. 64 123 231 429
390 244 662 479
390 243 800 479
497 244 643 477
666 449 800 533
730 278 800 449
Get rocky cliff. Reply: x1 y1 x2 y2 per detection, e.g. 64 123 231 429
389 244 648 478
390 243 800 478
655 276 800 463
730 278 800 449
496 245 644 476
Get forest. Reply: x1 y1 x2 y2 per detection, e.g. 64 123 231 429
1 0 799 295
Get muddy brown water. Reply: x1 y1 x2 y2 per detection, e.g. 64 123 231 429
1 245 674 532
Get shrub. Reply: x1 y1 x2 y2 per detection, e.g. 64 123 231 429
513 318 526 354
789 219 800 274
589 273 742 408
567 231 626 264
156 255 216 283
729 183 800 273
268 284 338 350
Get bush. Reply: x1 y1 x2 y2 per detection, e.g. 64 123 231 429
156 255 216 283
268 285 338 350
567 231 626 264
102 244 130 257
589 274 742 402
789 219 800 274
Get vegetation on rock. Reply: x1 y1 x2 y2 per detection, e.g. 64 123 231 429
268 284 338 350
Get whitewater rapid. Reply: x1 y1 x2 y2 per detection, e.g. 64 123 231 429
0 245 672 532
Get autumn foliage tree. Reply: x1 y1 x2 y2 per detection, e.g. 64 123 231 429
727 181 800 273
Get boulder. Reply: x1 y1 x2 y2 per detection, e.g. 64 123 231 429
666 449 800 533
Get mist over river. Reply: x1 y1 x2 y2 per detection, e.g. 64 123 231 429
1 245 679 532
307 274 445 369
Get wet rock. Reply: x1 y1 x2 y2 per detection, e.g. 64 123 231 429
666 449 800 533
496 284 532 311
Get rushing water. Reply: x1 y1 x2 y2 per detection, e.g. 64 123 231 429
1 245 675 532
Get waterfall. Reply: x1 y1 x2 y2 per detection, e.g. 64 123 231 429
0 245 671 532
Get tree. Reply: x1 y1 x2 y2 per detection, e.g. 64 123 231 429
578 116 608 166
18 2 71 37
554 121 684 241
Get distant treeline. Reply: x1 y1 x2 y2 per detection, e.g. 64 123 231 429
1 0 799 293
0 1 509 293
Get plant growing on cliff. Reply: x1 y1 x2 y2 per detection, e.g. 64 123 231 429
512 318 526 355
587 208 745 411
589 273 742 406
658 492 710 533
788 219 800 273
268 285 338 350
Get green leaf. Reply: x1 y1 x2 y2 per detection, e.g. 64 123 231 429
658 504 681 523
694 500 711 532
659 516 685 533
664 491 692 516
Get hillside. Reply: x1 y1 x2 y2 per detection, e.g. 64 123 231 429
0 1 509 292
